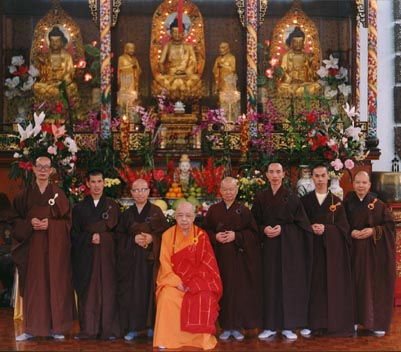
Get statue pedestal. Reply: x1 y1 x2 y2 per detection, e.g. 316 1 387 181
159 113 200 150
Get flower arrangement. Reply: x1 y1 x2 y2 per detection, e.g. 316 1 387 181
237 169 267 207
280 100 366 174
9 111 78 186
257 40 284 90
4 55 39 120
191 158 225 201
317 55 351 100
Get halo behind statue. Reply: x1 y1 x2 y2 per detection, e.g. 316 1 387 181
270 1 321 70
30 2 84 65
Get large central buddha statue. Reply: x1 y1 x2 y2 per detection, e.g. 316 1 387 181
278 26 321 97
154 18 202 102
32 26 79 105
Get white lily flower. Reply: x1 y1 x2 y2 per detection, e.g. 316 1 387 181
64 136 78 153
11 55 24 66
5 76 20 89
18 122 34 141
32 111 46 137
13 152 22 159
323 54 339 69
316 66 329 78
345 125 361 142
336 67 348 80
21 76 35 91
338 83 351 97
324 86 338 99
8 65 17 74
343 102 359 119
28 65 40 77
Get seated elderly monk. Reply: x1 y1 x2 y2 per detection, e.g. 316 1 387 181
153 201 222 350
154 18 201 101
278 26 321 97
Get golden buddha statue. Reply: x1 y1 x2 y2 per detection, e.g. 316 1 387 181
278 26 321 97
154 18 202 102
32 26 79 104
117 42 141 106
213 42 236 94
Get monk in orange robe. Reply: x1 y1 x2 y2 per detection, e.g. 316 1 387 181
153 201 222 350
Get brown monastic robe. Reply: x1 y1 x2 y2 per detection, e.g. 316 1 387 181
12 183 75 336
301 191 354 336
252 186 313 330
115 201 168 334
202 200 263 330
71 195 120 339
344 191 396 331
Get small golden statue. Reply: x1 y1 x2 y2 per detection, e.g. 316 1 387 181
117 42 141 107
153 17 202 102
213 42 237 94
32 26 79 105
213 42 240 127
277 26 321 97
174 154 192 191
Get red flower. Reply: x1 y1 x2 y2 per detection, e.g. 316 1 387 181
328 68 339 76
306 111 317 124
56 141 65 151
14 65 29 77
41 123 53 134
311 134 328 151
323 150 335 160
54 101 63 114
19 161 33 171
153 169 165 181
19 141 25 148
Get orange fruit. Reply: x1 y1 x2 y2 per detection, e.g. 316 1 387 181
176 192 184 198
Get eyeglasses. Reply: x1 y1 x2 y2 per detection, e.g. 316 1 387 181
35 164 51 171
131 188 149 193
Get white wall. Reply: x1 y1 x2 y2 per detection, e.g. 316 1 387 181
372 0 394 171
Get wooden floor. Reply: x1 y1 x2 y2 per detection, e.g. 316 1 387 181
1 307 401 351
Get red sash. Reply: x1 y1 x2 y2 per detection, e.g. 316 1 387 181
171 230 222 334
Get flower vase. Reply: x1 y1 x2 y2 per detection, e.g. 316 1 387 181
297 165 315 196
329 175 344 200
15 106 28 124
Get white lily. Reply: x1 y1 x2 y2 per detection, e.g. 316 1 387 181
18 122 34 141
324 86 338 99
323 54 339 69
32 111 46 137
11 55 24 66
336 67 348 80
64 136 78 153
343 102 359 119
21 76 35 91
316 66 329 78
345 125 361 142
5 76 20 89
28 65 40 78
338 83 351 97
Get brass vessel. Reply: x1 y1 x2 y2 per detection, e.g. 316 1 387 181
371 172 401 202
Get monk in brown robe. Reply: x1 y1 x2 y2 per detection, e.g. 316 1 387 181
153 202 222 350
12 156 75 341
343 171 396 336
115 178 168 341
301 164 353 337
71 169 120 340
252 162 313 341
202 177 262 341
